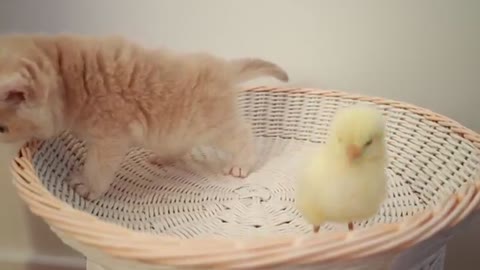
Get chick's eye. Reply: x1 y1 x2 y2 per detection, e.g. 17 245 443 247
364 139 373 147
0 125 8 133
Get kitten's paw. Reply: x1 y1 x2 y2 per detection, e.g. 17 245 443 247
223 165 251 178
222 153 256 178
68 173 105 201
148 155 176 167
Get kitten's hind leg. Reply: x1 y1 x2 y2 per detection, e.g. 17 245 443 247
211 119 256 178
69 138 129 200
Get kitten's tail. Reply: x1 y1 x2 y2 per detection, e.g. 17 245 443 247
228 58 289 83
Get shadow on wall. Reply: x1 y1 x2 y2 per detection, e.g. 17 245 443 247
24 212 84 270
444 214 480 270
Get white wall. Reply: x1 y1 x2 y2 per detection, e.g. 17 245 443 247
0 0 478 269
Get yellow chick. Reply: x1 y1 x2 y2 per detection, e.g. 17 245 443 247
296 104 388 233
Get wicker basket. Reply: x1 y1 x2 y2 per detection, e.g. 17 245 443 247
11 86 480 270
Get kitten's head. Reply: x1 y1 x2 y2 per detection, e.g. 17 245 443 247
0 36 61 144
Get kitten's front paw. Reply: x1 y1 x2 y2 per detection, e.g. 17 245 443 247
223 151 256 178
223 164 252 178
148 155 176 167
68 173 106 201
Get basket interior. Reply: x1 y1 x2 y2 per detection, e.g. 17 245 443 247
31 90 480 239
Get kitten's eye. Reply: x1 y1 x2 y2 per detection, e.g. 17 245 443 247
0 125 8 133
364 139 373 147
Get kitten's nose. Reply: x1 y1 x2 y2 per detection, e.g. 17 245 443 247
347 145 361 160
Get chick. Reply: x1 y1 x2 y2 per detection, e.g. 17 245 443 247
295 104 388 233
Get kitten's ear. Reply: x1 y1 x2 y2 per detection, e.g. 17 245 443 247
0 75 31 106
0 58 47 107
3 88 27 105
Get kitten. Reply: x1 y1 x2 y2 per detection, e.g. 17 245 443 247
0 34 288 200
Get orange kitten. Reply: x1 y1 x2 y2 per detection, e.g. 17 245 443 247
0 34 288 200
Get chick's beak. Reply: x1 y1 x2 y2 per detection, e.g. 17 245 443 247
347 145 362 161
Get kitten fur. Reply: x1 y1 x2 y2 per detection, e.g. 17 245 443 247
0 34 289 200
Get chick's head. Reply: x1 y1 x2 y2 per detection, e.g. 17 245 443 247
328 104 387 163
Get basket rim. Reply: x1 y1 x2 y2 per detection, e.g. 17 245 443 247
10 86 480 268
